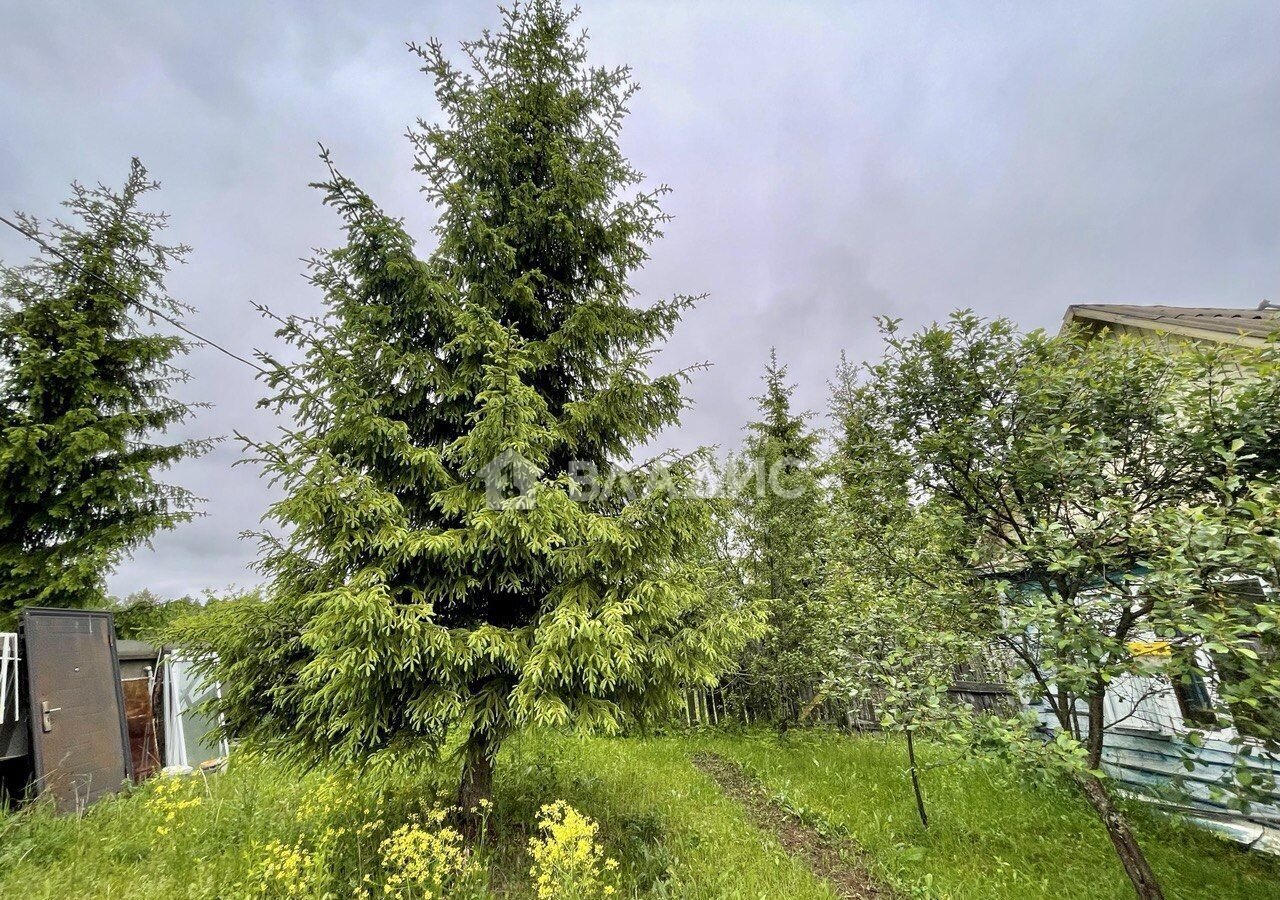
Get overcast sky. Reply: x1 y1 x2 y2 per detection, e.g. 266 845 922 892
2 1 1278 598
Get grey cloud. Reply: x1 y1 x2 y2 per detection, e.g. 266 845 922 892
2 0 1277 597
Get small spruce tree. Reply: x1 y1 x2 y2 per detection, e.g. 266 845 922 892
720 351 829 723
179 1 748 819
0 160 208 627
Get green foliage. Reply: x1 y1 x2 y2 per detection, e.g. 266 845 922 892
1146 462 1280 776
852 312 1280 772
717 352 831 719
842 312 1280 896
0 752 458 898
109 589 202 641
0 735 833 900
0 161 209 627
494 734 838 898
821 353 989 823
822 352 985 738
175 2 752 784
108 587 247 642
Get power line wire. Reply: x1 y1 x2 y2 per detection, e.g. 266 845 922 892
0 212 269 376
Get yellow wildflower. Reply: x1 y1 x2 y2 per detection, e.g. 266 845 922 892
377 813 485 900
245 838 318 898
527 801 621 900
144 774 204 836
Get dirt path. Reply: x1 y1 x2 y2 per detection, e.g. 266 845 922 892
692 753 895 900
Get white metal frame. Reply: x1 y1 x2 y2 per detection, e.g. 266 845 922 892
162 654 229 768
0 632 18 724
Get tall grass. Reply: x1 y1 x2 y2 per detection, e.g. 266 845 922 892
498 732 837 898
693 728 1280 899
0 734 832 899
0 753 452 898
0 731 1273 898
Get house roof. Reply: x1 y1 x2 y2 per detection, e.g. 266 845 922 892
116 639 162 661
1063 304 1280 347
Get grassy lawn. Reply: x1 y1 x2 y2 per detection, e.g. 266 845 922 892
689 729 1280 899
0 729 1275 898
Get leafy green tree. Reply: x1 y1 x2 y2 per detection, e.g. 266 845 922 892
109 589 197 641
177 1 750 822
851 312 1280 900
822 355 984 826
111 588 242 642
0 161 208 628
1147 459 1280 757
719 351 829 723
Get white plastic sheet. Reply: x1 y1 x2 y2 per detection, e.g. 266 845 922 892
162 655 228 768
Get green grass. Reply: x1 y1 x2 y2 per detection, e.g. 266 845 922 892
496 732 835 899
688 728 1280 899
0 730 1275 898
0 754 446 898
0 734 833 899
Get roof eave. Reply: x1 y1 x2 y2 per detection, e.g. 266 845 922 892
1063 305 1270 348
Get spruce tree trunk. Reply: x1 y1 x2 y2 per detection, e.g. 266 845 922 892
456 728 497 840
1074 772 1164 899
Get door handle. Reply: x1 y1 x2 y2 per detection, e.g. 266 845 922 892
41 700 61 733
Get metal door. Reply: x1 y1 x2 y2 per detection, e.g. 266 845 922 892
22 609 132 812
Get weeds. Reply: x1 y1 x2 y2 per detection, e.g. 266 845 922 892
374 810 487 900
693 729 1280 899
528 800 620 899
0 730 1274 899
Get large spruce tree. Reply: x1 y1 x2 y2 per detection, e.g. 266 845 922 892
0 161 207 626
181 1 744 813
